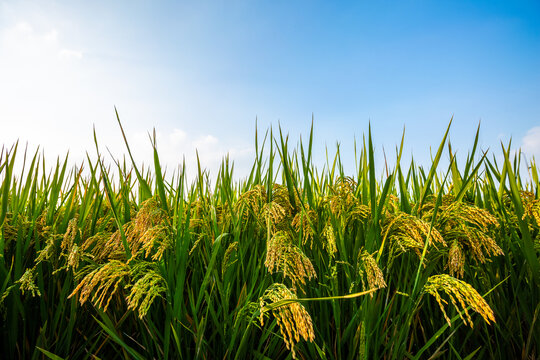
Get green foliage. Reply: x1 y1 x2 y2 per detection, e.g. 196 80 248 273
0 118 538 359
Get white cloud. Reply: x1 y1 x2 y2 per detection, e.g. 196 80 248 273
193 134 218 148
521 126 540 160
0 22 77 60
169 129 187 145
0 23 79 134
58 48 83 60
129 129 253 181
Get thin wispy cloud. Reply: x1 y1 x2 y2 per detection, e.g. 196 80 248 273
522 126 540 160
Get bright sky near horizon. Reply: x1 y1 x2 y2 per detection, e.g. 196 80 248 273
1 0 539 179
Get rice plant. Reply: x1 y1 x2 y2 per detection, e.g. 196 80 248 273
0 116 538 359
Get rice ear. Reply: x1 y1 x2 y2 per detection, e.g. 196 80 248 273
265 231 317 289
259 283 315 359
424 274 496 327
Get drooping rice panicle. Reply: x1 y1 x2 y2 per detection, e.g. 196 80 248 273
424 274 496 327
259 283 315 359
265 231 317 288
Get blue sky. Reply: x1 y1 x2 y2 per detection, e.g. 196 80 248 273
1 0 539 178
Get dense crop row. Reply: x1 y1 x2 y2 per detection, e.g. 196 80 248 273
1 119 539 359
